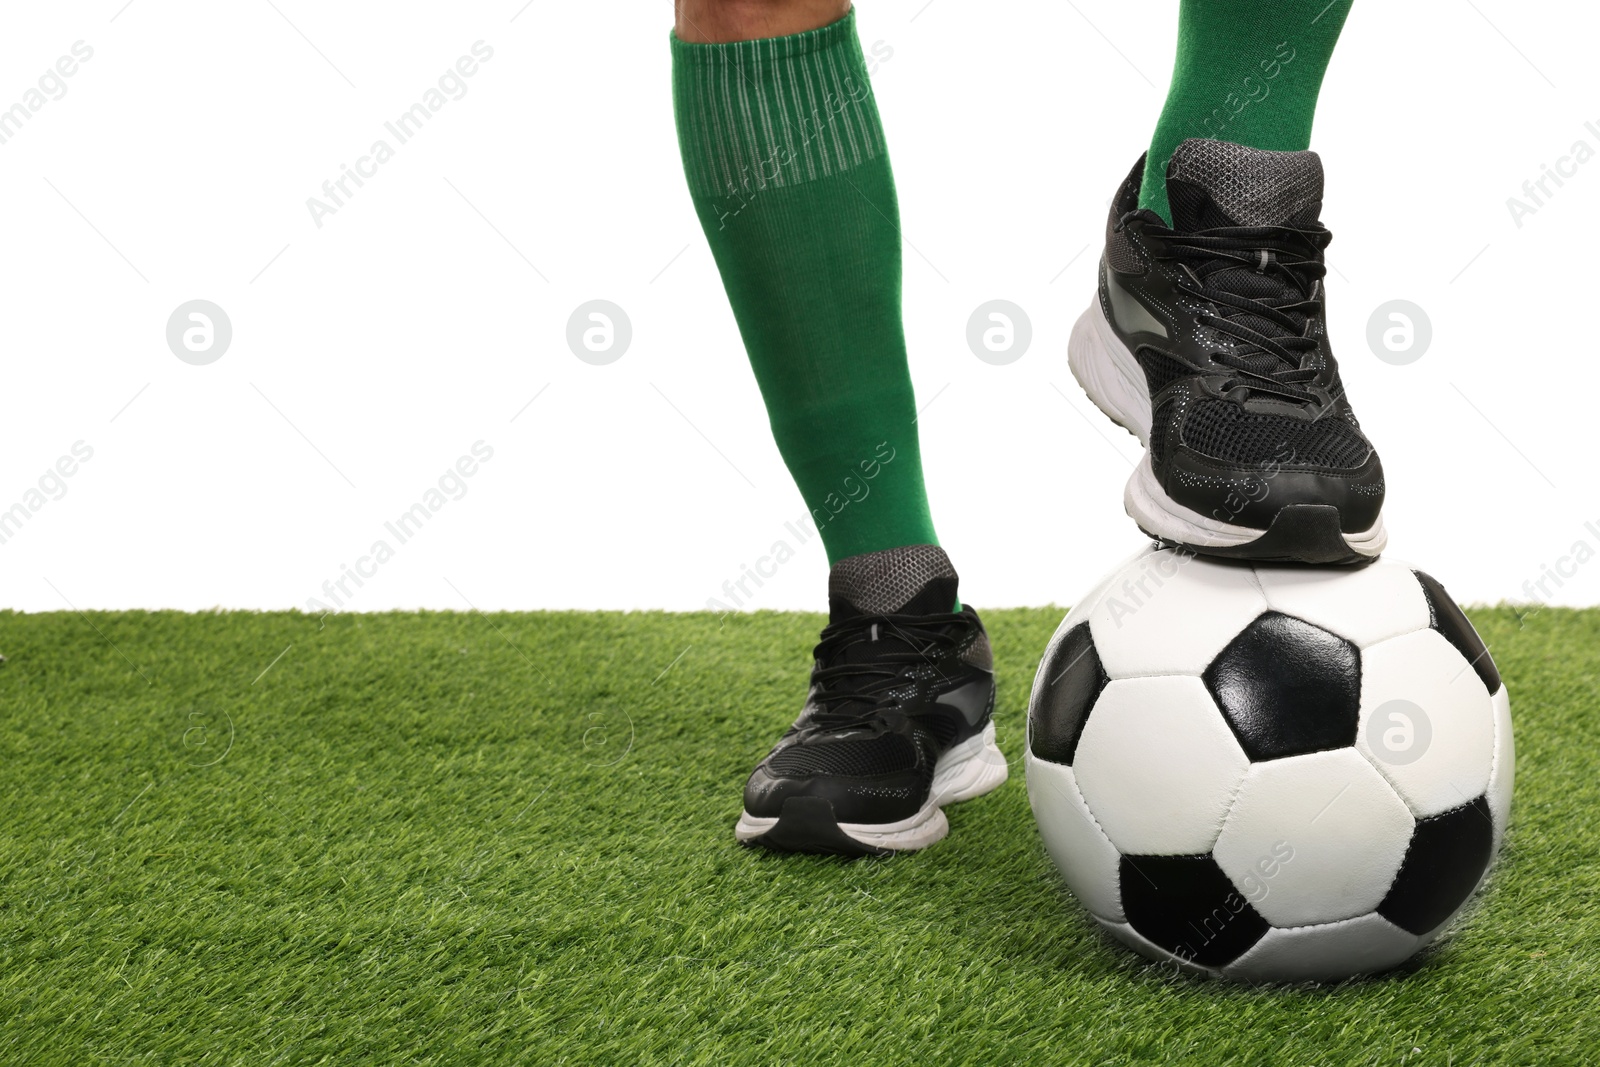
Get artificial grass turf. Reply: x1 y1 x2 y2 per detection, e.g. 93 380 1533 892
0 604 1596 1065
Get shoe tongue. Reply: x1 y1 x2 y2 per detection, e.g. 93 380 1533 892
828 544 958 625
1165 139 1324 230
1164 140 1326 372
825 544 961 682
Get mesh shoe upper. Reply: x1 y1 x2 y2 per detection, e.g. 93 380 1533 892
1182 399 1371 469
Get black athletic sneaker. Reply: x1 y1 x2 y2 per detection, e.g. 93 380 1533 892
735 545 1008 857
1069 138 1386 564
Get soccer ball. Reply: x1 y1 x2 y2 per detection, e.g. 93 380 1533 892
1025 546 1512 983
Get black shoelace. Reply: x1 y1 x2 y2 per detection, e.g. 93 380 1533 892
1148 218 1333 404
805 611 970 730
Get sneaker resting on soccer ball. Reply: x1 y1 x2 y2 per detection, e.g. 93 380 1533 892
1069 138 1386 565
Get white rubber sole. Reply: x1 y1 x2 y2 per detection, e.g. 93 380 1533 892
734 721 1010 853
1067 299 1387 558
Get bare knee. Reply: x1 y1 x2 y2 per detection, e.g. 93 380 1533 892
674 0 850 44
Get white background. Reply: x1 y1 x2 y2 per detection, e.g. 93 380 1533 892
1 0 1596 614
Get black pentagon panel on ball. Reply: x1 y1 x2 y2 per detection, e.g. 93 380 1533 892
1413 570 1501 696
1029 623 1107 766
1120 854 1270 967
1202 611 1360 761
1378 795 1495 936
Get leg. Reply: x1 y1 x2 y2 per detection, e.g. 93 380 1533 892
670 3 1006 855
671 1 939 566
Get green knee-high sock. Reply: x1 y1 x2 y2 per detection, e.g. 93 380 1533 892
671 12 940 566
1141 0 1352 223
